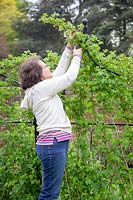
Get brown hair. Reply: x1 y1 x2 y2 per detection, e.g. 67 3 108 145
20 56 42 90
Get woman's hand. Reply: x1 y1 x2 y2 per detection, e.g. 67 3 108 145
73 47 82 59
66 32 75 49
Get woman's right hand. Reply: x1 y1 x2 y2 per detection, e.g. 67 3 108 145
73 47 82 59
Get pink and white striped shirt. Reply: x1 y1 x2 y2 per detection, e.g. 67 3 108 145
36 130 71 145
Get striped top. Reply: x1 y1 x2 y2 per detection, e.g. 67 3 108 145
36 130 71 145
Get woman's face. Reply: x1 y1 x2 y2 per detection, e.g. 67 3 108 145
38 60 53 80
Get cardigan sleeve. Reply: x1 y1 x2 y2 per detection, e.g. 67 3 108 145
36 56 81 96
52 47 72 77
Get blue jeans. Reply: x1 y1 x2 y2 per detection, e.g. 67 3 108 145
36 138 69 200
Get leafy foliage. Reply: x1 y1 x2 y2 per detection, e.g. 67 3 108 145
0 15 133 199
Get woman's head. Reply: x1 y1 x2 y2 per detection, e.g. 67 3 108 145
20 56 52 90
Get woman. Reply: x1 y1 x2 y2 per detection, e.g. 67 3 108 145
20 34 82 200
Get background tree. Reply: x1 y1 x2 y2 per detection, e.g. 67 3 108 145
0 0 23 41
13 0 75 56
75 0 133 55
4 0 133 56
0 34 11 60
0 0 25 59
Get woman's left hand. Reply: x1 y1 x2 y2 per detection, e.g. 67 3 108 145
67 32 75 49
